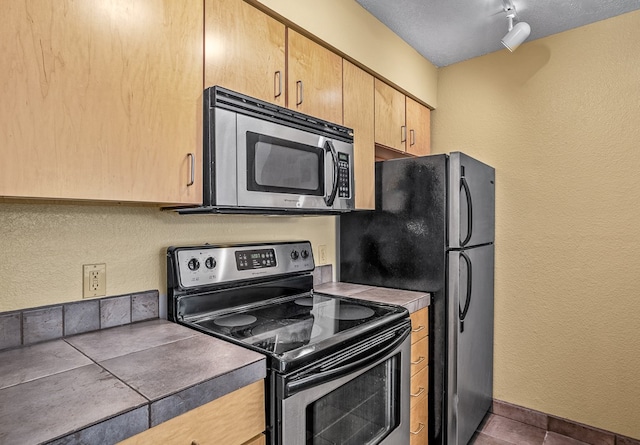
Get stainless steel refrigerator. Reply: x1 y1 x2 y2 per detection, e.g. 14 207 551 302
339 152 494 445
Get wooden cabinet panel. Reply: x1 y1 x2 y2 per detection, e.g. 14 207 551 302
343 60 374 210
410 307 429 344
406 97 431 157
205 0 285 106
242 433 266 445
0 0 203 204
410 395 429 445
287 29 342 124
410 366 429 409
119 380 265 445
374 79 406 152
411 336 429 377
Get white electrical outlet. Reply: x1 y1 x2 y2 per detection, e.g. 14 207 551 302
83 264 106 298
318 245 327 265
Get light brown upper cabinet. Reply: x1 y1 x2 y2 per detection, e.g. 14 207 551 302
374 79 431 157
0 0 203 205
343 61 375 210
406 97 431 157
204 0 286 106
287 30 343 124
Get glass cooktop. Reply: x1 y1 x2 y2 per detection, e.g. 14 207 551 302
193 292 406 356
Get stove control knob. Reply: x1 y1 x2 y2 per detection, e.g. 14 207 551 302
301 249 309 259
187 258 200 271
205 257 216 269
290 250 299 260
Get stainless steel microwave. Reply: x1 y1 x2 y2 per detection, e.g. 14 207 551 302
198 86 355 214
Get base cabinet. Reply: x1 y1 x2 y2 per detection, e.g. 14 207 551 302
118 380 265 445
410 308 429 444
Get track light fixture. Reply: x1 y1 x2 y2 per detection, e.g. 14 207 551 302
501 2 531 52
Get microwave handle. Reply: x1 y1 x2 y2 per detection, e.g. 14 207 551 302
324 141 339 207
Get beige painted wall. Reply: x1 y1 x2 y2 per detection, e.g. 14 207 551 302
433 11 640 439
253 0 438 107
0 202 336 312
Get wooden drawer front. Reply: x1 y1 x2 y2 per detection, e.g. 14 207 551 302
243 433 266 445
410 336 428 376
410 308 429 344
410 366 428 409
119 380 265 445
410 395 428 445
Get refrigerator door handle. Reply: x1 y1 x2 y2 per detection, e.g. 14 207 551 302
459 251 472 333
460 176 473 247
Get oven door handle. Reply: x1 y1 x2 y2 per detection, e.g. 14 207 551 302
285 325 411 396
324 141 339 207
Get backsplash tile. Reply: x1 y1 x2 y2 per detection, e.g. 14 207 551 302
131 291 159 322
0 290 159 352
100 296 131 329
23 306 63 345
0 313 21 350
313 264 333 286
64 300 100 336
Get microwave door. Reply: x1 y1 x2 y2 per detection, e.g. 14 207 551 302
236 114 332 210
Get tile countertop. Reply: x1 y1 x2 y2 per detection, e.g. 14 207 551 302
0 319 266 445
315 282 431 313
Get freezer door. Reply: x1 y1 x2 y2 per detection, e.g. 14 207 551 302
448 152 495 249
447 245 494 445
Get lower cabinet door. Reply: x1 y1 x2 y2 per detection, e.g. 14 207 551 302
118 380 265 445
410 395 428 445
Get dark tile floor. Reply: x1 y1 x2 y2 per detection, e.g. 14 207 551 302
471 413 591 445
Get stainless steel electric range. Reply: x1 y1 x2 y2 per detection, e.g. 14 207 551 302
167 241 412 445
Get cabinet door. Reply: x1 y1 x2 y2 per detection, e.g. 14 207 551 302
119 380 265 445
0 0 203 204
287 30 342 124
374 79 406 152
205 0 285 106
406 97 431 157
343 61 374 210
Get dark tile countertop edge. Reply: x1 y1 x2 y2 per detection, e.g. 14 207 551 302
0 319 266 445
315 281 431 313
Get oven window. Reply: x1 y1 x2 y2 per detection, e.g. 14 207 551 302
305 357 400 445
247 132 324 195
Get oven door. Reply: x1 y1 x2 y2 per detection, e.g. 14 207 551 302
278 323 411 445
236 114 353 211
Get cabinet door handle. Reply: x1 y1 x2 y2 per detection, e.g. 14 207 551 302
296 80 304 105
187 153 195 187
410 129 416 146
411 356 426 365
411 325 425 333
411 423 426 435
411 386 426 398
274 71 282 98
401 125 406 143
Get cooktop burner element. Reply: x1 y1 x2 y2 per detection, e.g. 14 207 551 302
213 314 257 327
294 297 314 306
335 304 375 320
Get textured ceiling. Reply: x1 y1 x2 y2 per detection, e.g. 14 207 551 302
355 0 640 67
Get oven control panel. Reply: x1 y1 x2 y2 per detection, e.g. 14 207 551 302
172 241 315 288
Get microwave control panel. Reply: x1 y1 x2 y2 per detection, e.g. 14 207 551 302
338 152 351 198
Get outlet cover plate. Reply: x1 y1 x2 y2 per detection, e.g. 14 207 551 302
83 264 106 298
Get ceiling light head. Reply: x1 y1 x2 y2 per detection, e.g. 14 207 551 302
501 9 531 52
